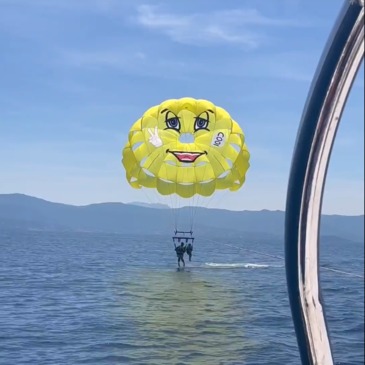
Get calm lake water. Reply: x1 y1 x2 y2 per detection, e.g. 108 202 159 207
0 230 363 365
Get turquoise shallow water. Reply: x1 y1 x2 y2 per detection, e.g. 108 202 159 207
0 230 363 365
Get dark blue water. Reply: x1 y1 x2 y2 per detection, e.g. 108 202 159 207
0 230 363 365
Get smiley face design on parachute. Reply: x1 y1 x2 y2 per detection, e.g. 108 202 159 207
122 97 250 198
160 107 213 163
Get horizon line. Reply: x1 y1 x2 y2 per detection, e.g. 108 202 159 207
0 192 363 217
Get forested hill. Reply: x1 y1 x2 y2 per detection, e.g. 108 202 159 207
0 194 363 242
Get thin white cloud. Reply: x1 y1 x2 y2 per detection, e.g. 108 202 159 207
0 0 124 13
58 46 315 83
134 4 312 47
53 46 194 82
58 49 146 69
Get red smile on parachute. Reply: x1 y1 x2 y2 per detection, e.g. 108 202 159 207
167 150 207 163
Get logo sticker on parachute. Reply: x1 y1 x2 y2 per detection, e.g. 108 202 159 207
211 131 226 147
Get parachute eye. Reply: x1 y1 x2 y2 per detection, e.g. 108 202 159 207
165 111 181 132
194 112 210 132
166 117 180 130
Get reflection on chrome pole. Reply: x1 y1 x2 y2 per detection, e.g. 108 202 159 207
285 1 364 365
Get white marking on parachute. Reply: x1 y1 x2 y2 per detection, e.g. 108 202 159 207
211 131 226 147
148 127 163 147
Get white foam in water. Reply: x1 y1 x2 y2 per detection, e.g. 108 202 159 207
204 263 269 269
245 263 269 269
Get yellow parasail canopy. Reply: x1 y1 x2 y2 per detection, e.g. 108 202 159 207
122 97 250 198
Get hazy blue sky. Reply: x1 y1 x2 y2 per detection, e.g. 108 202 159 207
0 0 363 214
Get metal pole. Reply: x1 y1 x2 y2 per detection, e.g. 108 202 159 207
284 1 364 364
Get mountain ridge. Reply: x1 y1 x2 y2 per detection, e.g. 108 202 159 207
0 193 363 242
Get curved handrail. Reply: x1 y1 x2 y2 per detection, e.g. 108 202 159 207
284 1 364 364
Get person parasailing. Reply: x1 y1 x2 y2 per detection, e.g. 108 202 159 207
186 239 193 261
173 231 194 263
174 241 186 268
121 97 250 265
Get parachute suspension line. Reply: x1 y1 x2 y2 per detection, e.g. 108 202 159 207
188 194 194 233
191 166 199 232
184 163 194 233
192 152 231 225
165 169 172 230
172 188 179 234
186 149 203 233
189 150 211 232
212 189 231 209
190 185 220 231
202 154 230 211
165 156 178 233
169 138 176 233
139 184 158 207
190 163 199 233
170 192 177 233
174 185 181 233
122 97 250 246
203 154 233 210
174 136 182 233
192 193 202 232
188 177 197 232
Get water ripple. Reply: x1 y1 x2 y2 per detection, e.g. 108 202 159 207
0 230 363 365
